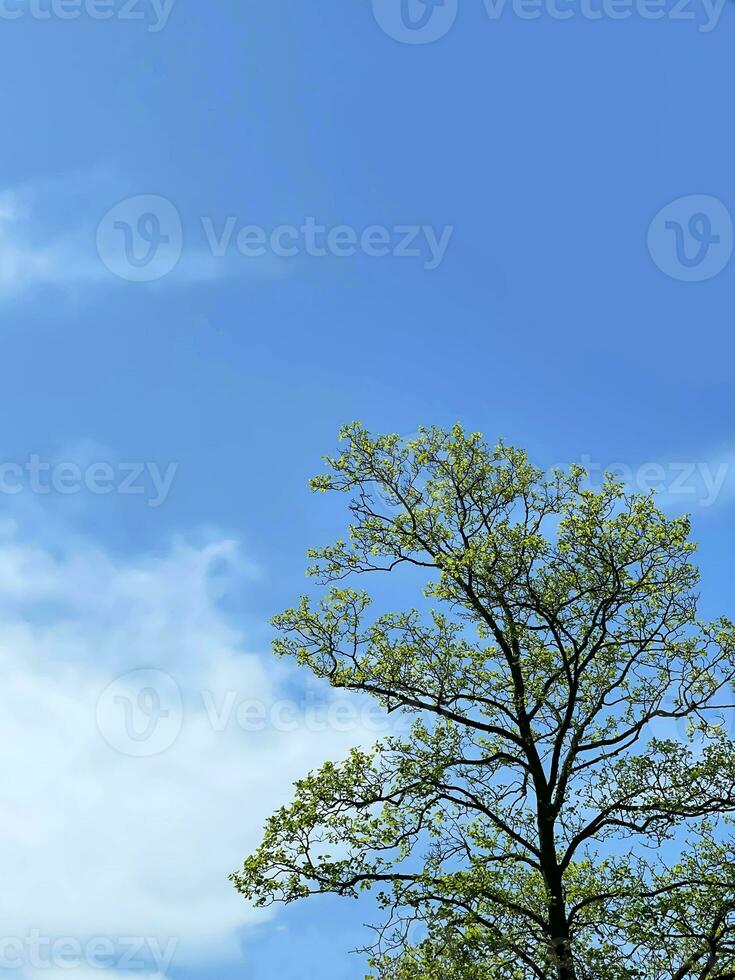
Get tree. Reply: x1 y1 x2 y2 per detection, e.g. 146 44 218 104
231 424 735 979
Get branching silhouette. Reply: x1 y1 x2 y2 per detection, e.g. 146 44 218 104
232 424 735 979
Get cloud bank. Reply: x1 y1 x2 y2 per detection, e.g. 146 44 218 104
0 521 376 976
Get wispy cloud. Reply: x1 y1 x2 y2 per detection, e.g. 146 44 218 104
0 173 279 303
0 188 107 297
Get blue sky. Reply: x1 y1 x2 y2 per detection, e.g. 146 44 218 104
0 1 733 978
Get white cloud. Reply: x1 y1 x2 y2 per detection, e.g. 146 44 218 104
0 175 281 301
0 193 107 296
0 521 378 976
0 177 126 297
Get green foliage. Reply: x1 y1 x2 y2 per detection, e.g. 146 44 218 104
231 424 735 979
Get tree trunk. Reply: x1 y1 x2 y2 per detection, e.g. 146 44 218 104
534 763 577 978
547 893 577 980
538 812 576 980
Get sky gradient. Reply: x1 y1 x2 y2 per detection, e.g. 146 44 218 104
0 2 733 978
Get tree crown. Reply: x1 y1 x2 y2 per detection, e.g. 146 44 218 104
232 424 735 980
